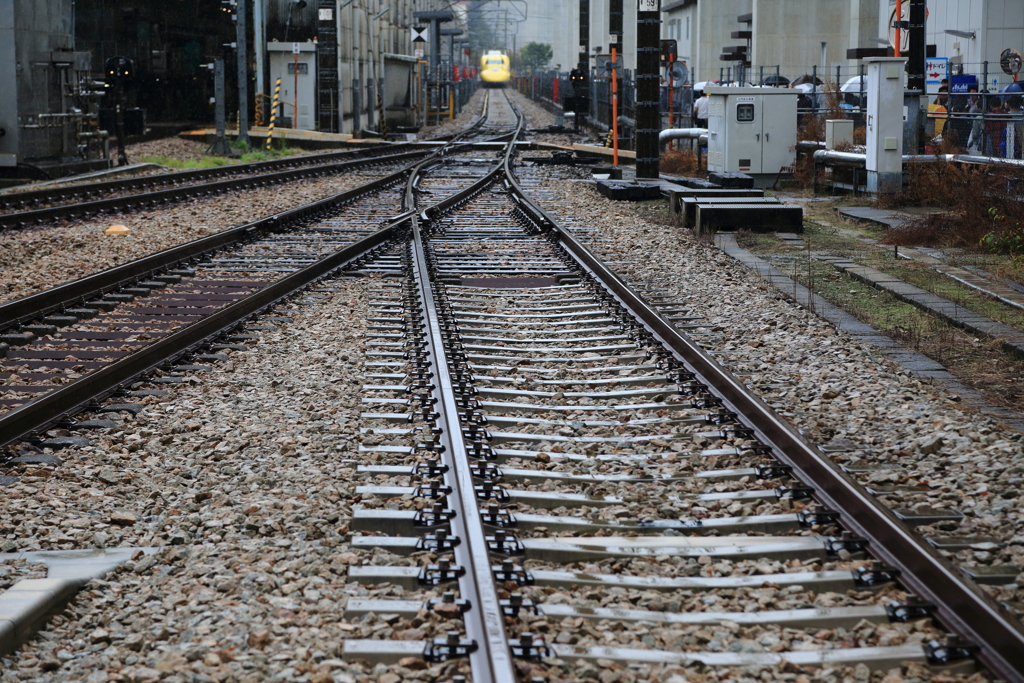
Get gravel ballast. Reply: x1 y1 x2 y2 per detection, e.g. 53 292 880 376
513 162 1024 609
0 171 382 306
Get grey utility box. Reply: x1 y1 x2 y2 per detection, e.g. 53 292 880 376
705 87 798 187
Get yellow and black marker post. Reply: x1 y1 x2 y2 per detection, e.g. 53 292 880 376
265 78 282 151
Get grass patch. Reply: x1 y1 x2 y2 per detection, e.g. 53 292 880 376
141 155 236 169
141 145 302 169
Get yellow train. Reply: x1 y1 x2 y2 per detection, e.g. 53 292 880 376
480 51 511 87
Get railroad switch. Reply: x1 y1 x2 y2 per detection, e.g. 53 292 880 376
886 594 936 622
482 504 516 528
414 503 456 528
755 464 793 480
418 558 466 586
797 508 841 529
853 561 901 587
500 593 538 617
487 530 525 555
416 529 461 552
924 636 979 666
424 631 478 663
509 633 550 661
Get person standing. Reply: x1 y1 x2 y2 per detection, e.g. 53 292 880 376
966 87 984 154
693 90 709 129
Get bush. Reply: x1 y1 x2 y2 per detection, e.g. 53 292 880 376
878 161 1024 254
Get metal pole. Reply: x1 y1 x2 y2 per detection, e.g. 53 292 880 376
209 59 231 155
635 0 661 179
612 46 619 165
578 0 589 72
254 0 265 108
236 0 250 145
894 0 903 57
908 0 926 152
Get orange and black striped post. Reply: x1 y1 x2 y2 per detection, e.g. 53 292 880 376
265 78 281 150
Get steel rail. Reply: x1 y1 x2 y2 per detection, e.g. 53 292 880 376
0 149 430 231
0 144 420 213
500 154 1024 682
396 85 523 683
409 220 518 683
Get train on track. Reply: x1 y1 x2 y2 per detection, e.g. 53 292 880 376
479 50 511 87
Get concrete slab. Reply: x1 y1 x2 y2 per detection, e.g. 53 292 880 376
838 207 913 229
0 548 157 656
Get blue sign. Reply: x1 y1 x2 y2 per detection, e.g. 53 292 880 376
950 75 977 94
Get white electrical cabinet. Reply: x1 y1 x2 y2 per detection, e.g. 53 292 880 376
705 87 798 184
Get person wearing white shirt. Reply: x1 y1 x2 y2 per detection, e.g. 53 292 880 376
693 91 709 128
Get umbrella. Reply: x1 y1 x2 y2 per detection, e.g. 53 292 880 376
791 74 823 86
793 83 817 93
840 76 866 93
999 81 1024 101
692 80 719 92
760 74 790 86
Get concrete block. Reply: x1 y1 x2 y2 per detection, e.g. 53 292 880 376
708 172 754 189
595 181 663 201
696 204 803 233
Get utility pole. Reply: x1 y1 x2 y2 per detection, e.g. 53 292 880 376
636 0 661 179
907 0 927 153
234 0 250 145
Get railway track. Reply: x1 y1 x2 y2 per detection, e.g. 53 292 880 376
1 91 1023 682
0 147 431 231
0 93 517 444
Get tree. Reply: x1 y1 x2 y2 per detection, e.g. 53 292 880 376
518 42 553 73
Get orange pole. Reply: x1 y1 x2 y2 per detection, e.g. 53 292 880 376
612 47 619 166
293 51 299 129
894 0 902 58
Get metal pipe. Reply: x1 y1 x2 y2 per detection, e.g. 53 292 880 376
813 149 1024 169
658 127 706 147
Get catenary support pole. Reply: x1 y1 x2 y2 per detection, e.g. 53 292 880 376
636 0 662 179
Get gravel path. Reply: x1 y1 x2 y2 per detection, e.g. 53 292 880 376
0 171 382 306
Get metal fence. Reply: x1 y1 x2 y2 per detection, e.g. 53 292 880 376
517 64 1024 160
